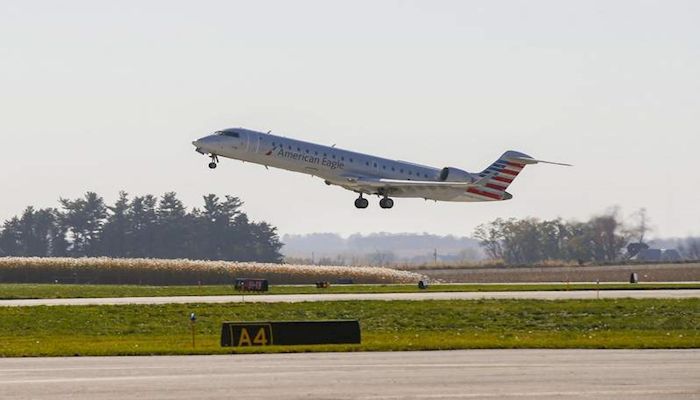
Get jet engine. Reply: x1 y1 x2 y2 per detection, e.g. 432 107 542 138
439 167 474 183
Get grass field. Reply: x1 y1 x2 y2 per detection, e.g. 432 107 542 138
0 298 697 357
1 282 700 299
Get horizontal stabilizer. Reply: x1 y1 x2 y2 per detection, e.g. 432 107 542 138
508 156 572 167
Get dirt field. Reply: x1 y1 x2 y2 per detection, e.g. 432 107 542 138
419 263 700 283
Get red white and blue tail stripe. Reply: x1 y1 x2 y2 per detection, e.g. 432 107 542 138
466 151 535 201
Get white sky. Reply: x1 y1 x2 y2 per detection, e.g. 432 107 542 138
1 0 698 239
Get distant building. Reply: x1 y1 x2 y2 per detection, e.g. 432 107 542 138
633 248 682 262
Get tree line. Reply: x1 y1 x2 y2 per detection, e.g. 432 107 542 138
473 209 699 265
0 192 283 262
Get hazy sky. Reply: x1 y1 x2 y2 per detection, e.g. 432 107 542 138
1 0 698 239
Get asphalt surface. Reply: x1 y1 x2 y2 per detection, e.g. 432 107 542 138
0 350 698 399
1 289 699 307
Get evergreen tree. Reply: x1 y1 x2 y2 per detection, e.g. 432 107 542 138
18 207 58 256
59 192 107 256
100 191 131 257
0 191 283 262
127 195 158 257
0 217 22 256
154 192 189 258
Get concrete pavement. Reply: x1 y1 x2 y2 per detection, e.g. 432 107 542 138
1 289 699 307
0 350 698 399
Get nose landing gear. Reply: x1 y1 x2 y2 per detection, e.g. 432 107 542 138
354 194 369 209
208 154 219 169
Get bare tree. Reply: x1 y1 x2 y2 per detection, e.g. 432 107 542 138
628 208 652 244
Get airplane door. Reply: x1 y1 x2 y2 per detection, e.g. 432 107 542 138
243 132 261 153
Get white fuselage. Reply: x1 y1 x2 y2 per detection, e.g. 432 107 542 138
193 128 487 202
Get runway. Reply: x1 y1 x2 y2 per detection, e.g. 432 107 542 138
1 289 699 307
0 350 698 399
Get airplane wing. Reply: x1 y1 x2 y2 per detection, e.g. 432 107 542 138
337 175 474 196
335 175 511 201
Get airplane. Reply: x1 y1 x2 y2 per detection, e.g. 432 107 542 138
192 128 570 209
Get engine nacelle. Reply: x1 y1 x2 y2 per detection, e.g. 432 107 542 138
439 167 474 183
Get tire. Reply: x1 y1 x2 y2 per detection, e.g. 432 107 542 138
208 162 217 169
380 198 394 209
355 198 368 209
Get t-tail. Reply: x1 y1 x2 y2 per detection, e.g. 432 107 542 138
469 150 571 201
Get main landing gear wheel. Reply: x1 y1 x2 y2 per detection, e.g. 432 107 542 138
208 154 219 169
379 197 394 209
354 195 369 209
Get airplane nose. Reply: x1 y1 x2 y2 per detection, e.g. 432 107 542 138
193 136 211 154
193 136 212 148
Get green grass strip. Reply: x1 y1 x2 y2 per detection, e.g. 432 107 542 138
0 298 697 356
1 282 699 300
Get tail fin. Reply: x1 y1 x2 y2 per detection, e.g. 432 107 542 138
473 150 571 199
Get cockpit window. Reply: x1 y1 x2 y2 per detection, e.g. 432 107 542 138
219 131 240 138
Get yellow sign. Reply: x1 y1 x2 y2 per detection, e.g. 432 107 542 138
229 324 273 346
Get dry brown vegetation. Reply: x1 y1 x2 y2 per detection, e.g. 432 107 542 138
419 263 700 283
0 257 424 285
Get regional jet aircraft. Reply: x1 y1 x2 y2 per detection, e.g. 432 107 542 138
192 128 569 209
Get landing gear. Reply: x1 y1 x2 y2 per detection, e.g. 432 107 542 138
208 154 219 169
354 194 369 209
379 197 394 209
354 193 393 209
